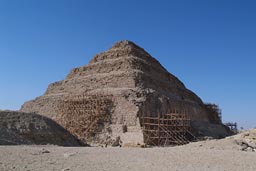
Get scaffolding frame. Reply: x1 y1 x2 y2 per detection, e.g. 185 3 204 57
225 122 238 133
141 110 192 146
56 93 114 141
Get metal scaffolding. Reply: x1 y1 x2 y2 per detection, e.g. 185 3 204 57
225 122 238 133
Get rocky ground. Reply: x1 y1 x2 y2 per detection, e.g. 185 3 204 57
0 129 255 171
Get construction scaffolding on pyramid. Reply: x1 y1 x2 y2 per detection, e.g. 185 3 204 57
141 109 195 146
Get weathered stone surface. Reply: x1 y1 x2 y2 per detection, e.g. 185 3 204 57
234 129 256 152
20 40 231 145
0 111 84 146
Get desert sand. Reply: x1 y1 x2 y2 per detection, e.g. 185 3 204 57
1 132 256 171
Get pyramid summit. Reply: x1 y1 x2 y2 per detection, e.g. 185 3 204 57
110 40 143 49
20 40 231 146
89 40 155 64
108 40 150 55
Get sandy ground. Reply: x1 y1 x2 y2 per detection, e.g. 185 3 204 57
0 136 256 171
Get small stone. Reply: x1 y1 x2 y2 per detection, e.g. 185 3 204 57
247 141 256 148
40 148 50 154
112 136 121 147
240 144 248 151
63 152 76 158
234 139 243 145
246 147 253 152
244 133 250 137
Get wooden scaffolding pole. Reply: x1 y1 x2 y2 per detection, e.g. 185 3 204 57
141 110 192 146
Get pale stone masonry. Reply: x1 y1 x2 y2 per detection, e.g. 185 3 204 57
20 40 231 145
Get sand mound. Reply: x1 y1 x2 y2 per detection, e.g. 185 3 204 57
0 111 84 146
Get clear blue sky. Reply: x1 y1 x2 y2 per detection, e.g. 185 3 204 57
0 0 255 128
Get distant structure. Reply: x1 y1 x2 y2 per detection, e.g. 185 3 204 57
20 40 232 146
225 122 238 133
